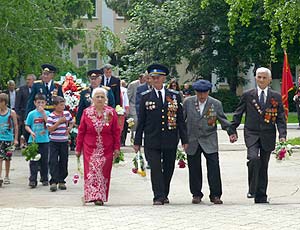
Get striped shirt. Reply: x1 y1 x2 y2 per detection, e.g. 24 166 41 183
46 111 73 142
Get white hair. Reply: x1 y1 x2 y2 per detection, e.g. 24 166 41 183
92 87 108 98
256 67 272 78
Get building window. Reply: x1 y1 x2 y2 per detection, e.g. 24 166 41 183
91 0 96 17
77 52 98 69
115 13 125 20
83 0 97 18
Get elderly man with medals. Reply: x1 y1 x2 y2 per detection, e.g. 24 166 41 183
134 64 188 205
231 67 287 204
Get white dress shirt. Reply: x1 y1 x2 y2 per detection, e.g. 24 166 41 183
198 99 207 116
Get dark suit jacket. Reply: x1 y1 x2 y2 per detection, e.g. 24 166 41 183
15 85 31 121
102 75 121 106
232 88 287 152
26 80 63 116
75 86 115 125
135 83 151 118
134 88 188 149
3 89 17 110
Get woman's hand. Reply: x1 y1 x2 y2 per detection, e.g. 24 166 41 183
75 151 81 158
113 150 120 160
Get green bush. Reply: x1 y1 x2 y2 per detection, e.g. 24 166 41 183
210 89 240 113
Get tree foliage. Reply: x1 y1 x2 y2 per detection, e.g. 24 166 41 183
224 0 300 61
0 0 121 88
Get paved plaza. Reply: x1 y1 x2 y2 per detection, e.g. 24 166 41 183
1 127 300 229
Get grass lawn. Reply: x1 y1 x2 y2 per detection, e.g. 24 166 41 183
225 112 299 124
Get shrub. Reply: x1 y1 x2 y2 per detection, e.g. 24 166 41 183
210 89 240 113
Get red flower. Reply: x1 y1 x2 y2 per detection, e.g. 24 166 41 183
6 152 12 157
132 168 138 174
178 159 186 168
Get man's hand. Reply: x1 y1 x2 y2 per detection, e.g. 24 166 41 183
229 134 238 143
279 137 286 143
133 145 140 153
182 144 188 151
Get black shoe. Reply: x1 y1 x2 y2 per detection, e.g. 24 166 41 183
58 183 67 190
255 199 269 204
210 196 223 204
164 198 169 204
50 183 57 192
153 200 164 205
42 181 49 186
247 193 255 198
192 196 201 204
29 181 37 188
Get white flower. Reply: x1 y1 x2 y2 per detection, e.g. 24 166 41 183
115 105 124 115
33 154 41 161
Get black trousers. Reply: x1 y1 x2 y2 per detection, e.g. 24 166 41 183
147 148 176 202
247 141 271 202
121 119 128 146
187 145 222 199
29 143 49 184
49 141 69 184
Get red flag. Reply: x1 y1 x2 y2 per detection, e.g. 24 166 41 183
281 51 294 120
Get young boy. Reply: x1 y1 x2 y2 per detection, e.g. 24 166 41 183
25 94 50 188
0 93 18 187
46 96 74 192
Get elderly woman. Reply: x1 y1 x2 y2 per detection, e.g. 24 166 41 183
75 87 120 205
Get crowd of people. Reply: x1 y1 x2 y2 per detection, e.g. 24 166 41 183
0 63 288 207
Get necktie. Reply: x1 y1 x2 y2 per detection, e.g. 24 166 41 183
158 90 163 105
259 90 265 108
45 83 49 94
106 78 109 86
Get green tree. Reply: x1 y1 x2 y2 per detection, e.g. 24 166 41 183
0 0 122 89
224 0 300 61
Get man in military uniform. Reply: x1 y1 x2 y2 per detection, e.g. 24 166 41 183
26 64 63 115
76 69 115 125
232 67 287 204
134 64 188 205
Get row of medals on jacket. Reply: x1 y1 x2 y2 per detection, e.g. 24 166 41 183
252 98 278 124
145 96 178 130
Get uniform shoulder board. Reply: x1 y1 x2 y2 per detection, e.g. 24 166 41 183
141 89 151 96
102 86 111 91
82 87 90 92
168 89 179 94
34 80 42 83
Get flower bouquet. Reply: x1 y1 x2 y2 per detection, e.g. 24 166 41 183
132 151 146 177
21 142 41 161
126 117 135 143
272 142 293 161
113 150 125 167
176 148 187 168
5 145 15 159
73 156 83 184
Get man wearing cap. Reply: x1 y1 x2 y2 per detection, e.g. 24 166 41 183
76 69 115 125
134 64 188 205
26 64 64 115
102 64 121 107
183 79 236 205
232 67 286 204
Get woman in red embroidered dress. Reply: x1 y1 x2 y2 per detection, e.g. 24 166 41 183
75 87 120 205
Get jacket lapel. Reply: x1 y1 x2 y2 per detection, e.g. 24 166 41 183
193 96 202 119
201 97 211 118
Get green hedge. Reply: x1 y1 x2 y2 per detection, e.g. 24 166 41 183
210 89 240 113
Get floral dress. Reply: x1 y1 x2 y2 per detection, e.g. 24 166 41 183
76 105 120 202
